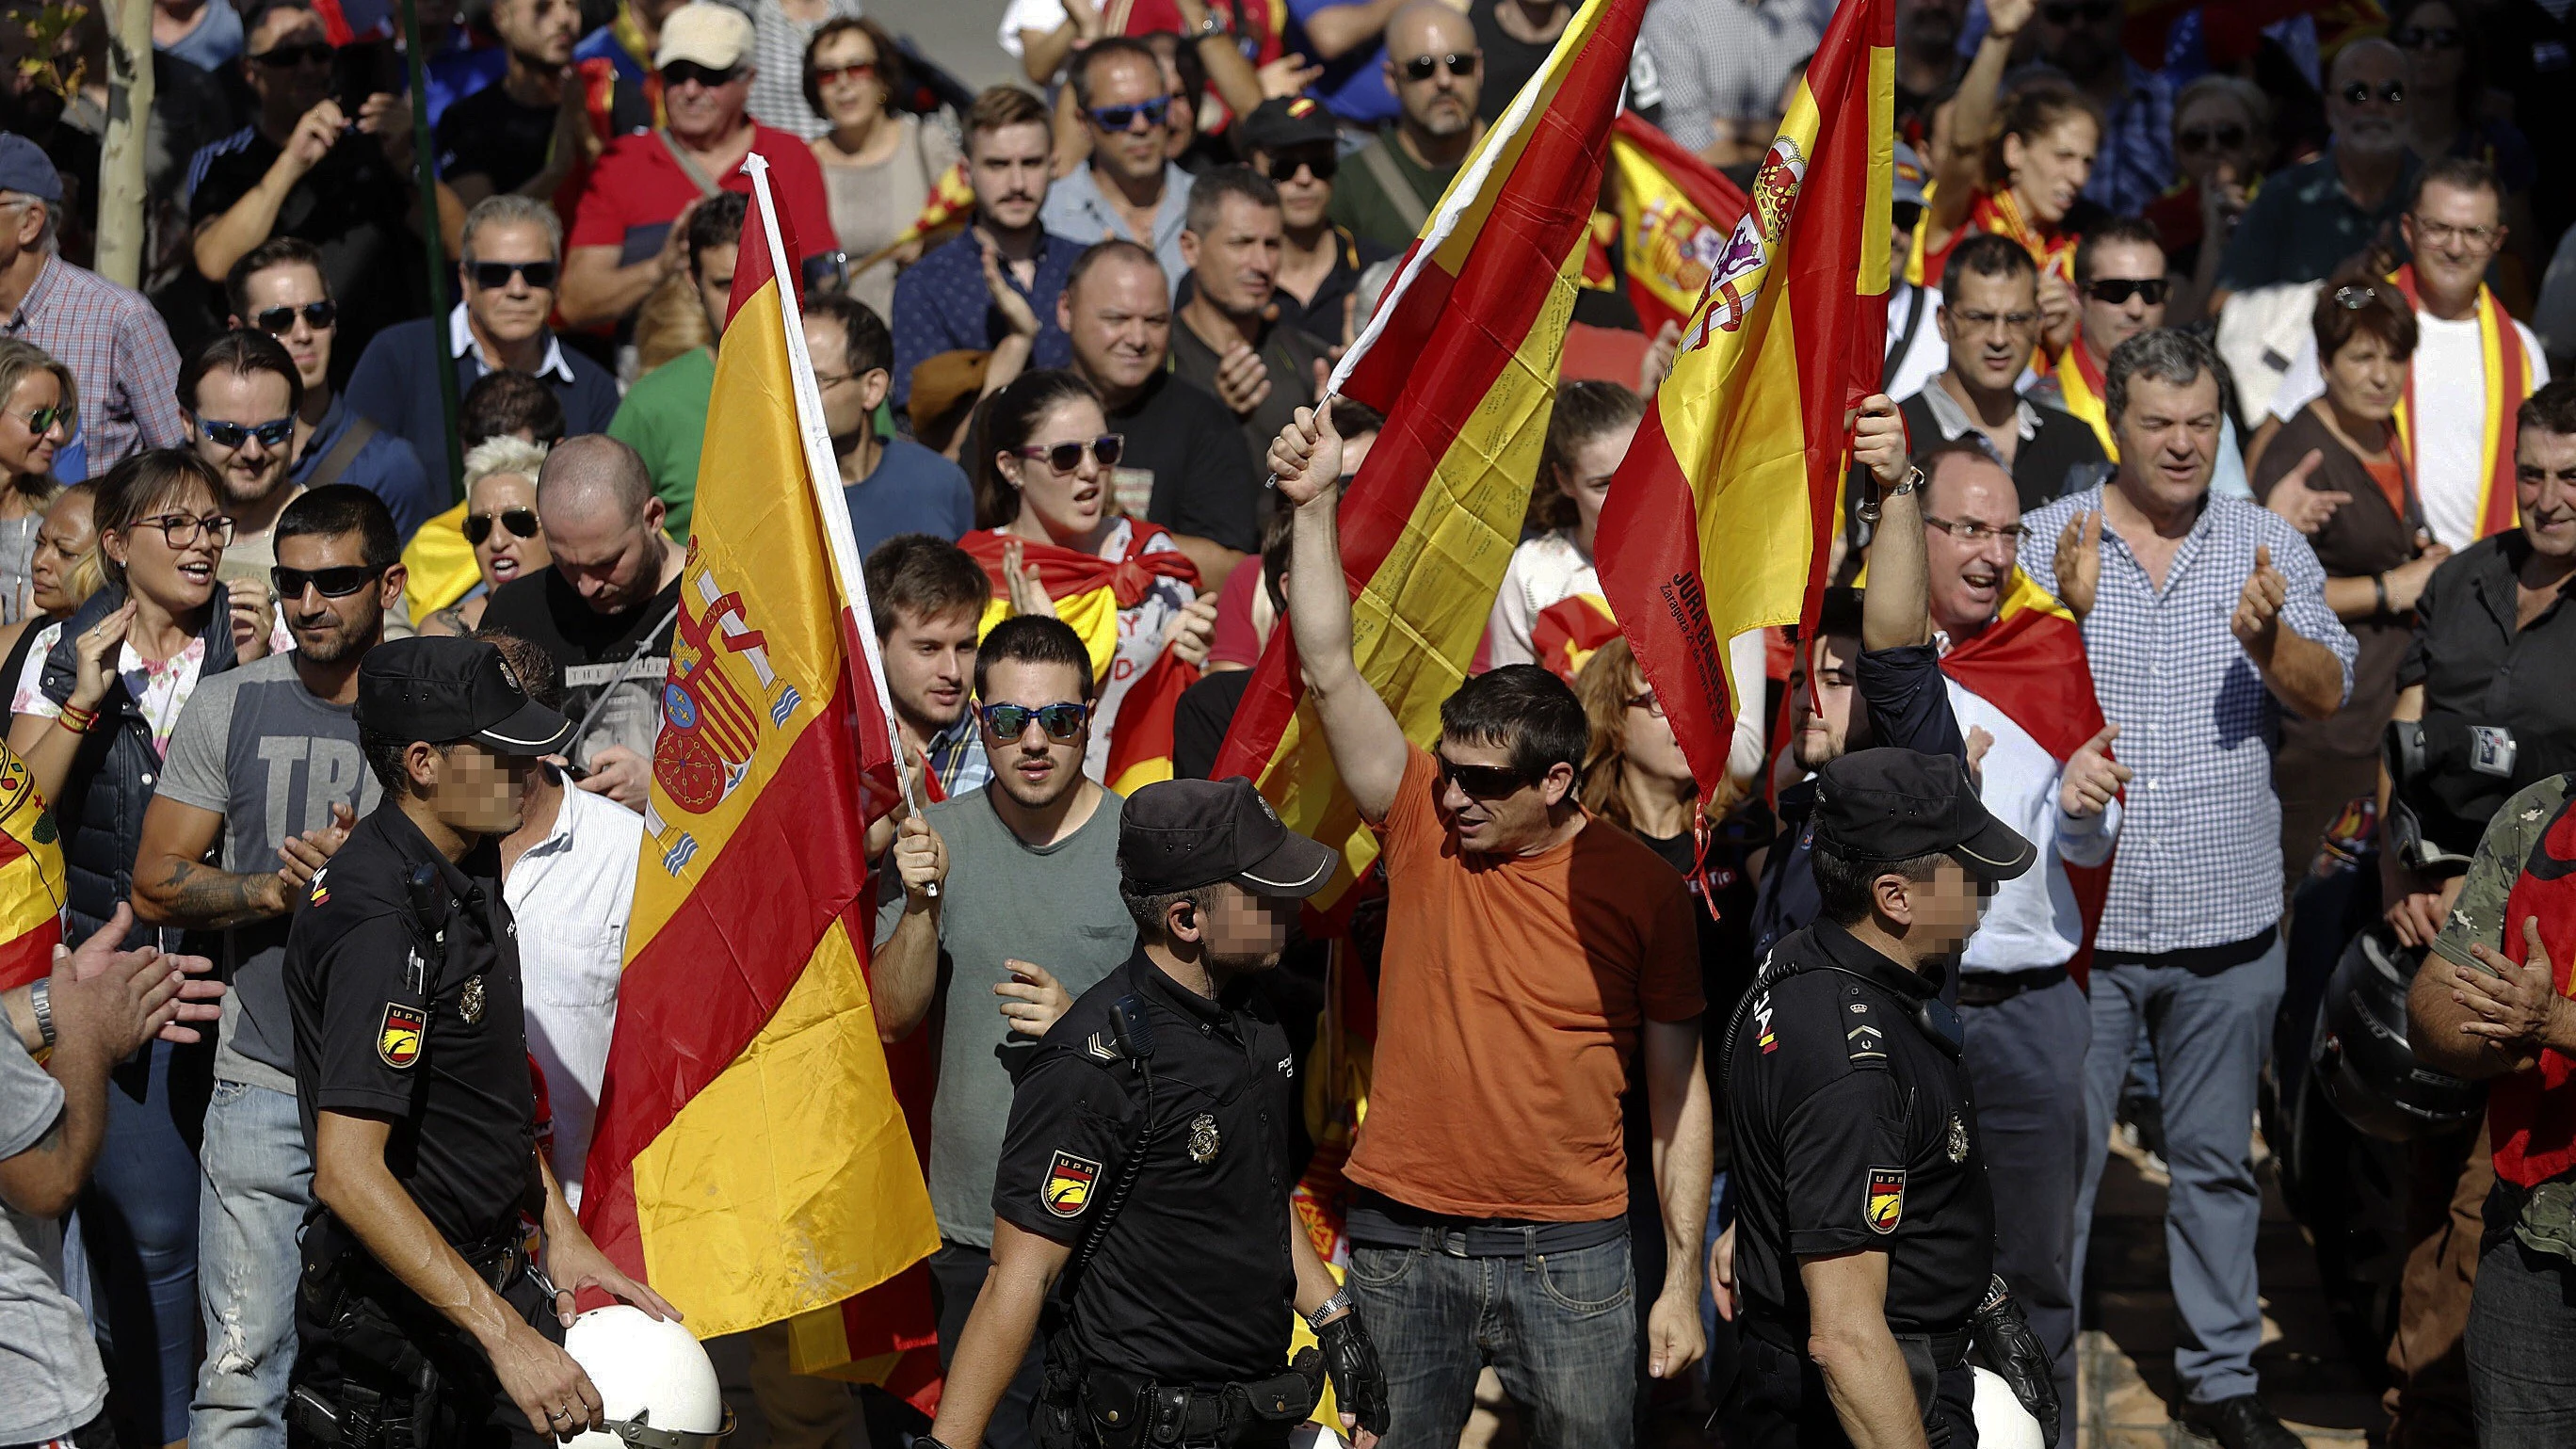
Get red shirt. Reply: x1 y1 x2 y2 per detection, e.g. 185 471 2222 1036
567 123 836 264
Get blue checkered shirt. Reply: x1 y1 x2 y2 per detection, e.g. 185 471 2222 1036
925 716 993 800
2020 487 2355 954
2079 60 2177 217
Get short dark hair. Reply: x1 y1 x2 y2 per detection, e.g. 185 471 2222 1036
240 0 318 46
864 533 991 639
963 84 1050 158
223 237 329 321
2312 269 2418 364
807 291 892 378
974 614 1096 702
2520 378 2576 441
1119 879 1220 943
1944 232 2038 289
475 629 563 711
1071 37 1161 111
2070 215 2164 285
2103 327 2226 429
1066 237 1164 298
275 484 399 571
361 727 434 799
1259 507 1294 616
1811 843 1951 925
459 369 566 446
178 330 304 419
1803 584 1863 643
1437 664 1588 778
688 192 749 278
1330 398 1384 440
1184 164 1281 236
2410 154 2503 215
801 15 906 120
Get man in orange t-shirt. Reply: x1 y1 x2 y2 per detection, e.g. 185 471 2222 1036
1268 407 1715 1447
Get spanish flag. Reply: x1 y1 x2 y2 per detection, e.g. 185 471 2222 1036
0 744 63 990
1606 110 1749 335
2389 265 2538 541
1211 0 1648 908
1597 0 1893 799
400 503 483 622
2054 341 2116 459
580 154 940 1388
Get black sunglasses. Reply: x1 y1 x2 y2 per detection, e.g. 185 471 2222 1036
1401 52 1477 81
2341 79 2406 105
1013 434 1123 473
252 300 335 336
199 415 296 450
272 564 386 600
2084 277 2169 306
2176 122 2247 153
661 61 741 89
979 700 1090 742
469 260 557 291
1087 95 1173 132
2391 24 2461 50
1892 201 1924 233
462 507 541 545
1436 754 1534 800
1263 149 1338 183
250 40 333 68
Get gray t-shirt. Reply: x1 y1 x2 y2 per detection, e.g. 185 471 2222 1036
156 652 382 1089
876 786 1134 1248
0 1030 108 1441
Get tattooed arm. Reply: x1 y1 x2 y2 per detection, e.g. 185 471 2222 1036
133 796 291 929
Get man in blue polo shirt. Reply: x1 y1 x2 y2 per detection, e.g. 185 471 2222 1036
891 85 1077 411
808 293 973 555
345 194 621 492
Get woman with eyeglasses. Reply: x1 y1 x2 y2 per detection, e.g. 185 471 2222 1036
2151 74 2271 323
959 370 1215 781
422 437 552 637
2256 278 2449 882
804 16 960 320
0 339 76 626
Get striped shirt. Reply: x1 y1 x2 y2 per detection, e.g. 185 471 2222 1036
2020 486 2356 954
727 0 868 141
1639 0 1819 153
2 254 186 475
184 124 257 202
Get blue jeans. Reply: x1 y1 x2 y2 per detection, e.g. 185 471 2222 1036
2071 938 2285 1405
82 1037 201 1445
2464 1183 2576 1449
191 1078 311 1449
1345 1232 1636 1449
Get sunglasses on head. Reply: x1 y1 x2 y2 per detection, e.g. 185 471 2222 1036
251 40 333 68
2333 282 2384 311
2084 277 2169 306
661 60 741 89
10 403 72 437
1401 52 1477 82
252 300 335 336
1087 95 1173 132
199 415 296 451
2341 79 2406 105
812 59 877 88
2391 24 2461 49
978 700 1090 742
1013 434 1124 472
2176 121 2247 153
469 259 557 290
1263 149 1338 183
272 564 385 600
1435 754 1534 800
462 507 540 545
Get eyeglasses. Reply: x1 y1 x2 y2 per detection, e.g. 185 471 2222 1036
2039 0 2117 22
2084 277 2169 306
661 61 741 89
2176 122 2248 154
1262 149 1338 183
251 300 336 335
1923 513 2030 546
1623 691 1664 718
1951 308 2040 334
2333 283 2385 310
1435 754 1534 800
197 415 296 451
1401 52 1478 82
2391 24 2461 50
1892 201 1924 233
1087 95 1172 132
272 564 386 599
462 507 541 545
812 59 877 88
250 41 333 68
2413 217 2501 249
1013 434 1124 472
978 700 1090 742
133 513 236 548
2340 79 2406 105
8 403 72 437
469 260 557 290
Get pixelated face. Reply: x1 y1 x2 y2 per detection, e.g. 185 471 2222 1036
425 738 537 835
1891 857 1988 956
274 528 390 664
1184 882 1296 971
978 657 1090 811
1789 631 1859 771
236 260 334 391
883 604 979 734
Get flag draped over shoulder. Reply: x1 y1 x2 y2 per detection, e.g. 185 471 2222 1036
1606 110 1750 336
1596 0 1893 800
580 156 939 1383
0 745 64 990
2389 266 2536 542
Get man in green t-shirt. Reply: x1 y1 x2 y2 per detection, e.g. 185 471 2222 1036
606 191 744 542
1328 0 1487 251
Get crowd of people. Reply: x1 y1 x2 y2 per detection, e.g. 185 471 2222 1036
2 0 2575 1445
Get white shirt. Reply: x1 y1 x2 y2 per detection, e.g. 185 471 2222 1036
506 784 644 1210
1944 676 2120 973
1883 282 1947 403
2265 309 2551 551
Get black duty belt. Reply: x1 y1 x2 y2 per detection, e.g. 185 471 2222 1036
1955 965 2068 1008
1743 1312 1972 1369
1047 1358 1320 1447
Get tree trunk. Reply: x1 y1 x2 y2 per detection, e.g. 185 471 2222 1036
94 0 153 289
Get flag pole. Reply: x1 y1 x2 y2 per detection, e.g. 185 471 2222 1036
396 0 464 505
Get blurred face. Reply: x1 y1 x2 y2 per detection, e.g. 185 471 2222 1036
541 496 668 614
105 480 225 613
27 488 92 617
1250 145 1335 230
273 528 391 664
883 604 979 734
1386 16 1480 139
463 218 560 348
1618 669 1691 788
2323 330 2407 423
2031 0 2121 80
2393 3 2466 91
2112 371 2223 512
2401 179 2504 307
1556 421 1636 545
1895 0 1965 58
1060 258 1170 395
0 369 67 478
1922 458 2021 636
1431 733 1570 856
1177 881 1297 971
691 240 737 338
494 0 579 68
1182 194 1283 319
969 121 1053 233
2326 41 2407 158
188 366 298 509
1082 54 1173 187
2078 239 2166 361
811 26 888 129
2001 113 2098 224
2171 91 2260 191
466 470 547 590
1939 267 2041 393
420 738 538 836
978 656 1090 810
235 261 334 392
242 8 330 121
1789 632 1859 770
662 56 753 140
996 398 1113 544
2516 427 2576 561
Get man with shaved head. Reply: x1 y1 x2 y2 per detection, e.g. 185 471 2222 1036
1328 0 1485 251
476 435 685 811
2212 37 2417 304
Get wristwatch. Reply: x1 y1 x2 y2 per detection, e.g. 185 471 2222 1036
29 975 55 1051
1192 11 1228 38
1303 1288 1355 1331
1855 465 1924 524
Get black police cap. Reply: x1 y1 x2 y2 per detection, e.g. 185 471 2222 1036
355 636 577 757
1119 777 1337 899
1813 747 2035 883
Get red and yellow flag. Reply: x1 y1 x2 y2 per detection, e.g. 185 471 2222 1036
2389 266 2538 541
1606 110 1750 336
1597 0 1894 801
580 155 940 1390
0 744 63 990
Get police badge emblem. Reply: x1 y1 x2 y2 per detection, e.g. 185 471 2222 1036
460 975 486 1025
1947 1114 1970 1164
1187 1113 1220 1166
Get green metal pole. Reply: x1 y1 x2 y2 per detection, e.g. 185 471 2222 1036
397 0 464 506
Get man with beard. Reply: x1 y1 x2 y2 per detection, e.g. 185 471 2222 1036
1041 40 1198 293
2027 0 2174 216
1331 1 1483 251
1171 167 1335 482
435 0 590 204
180 330 310 644
2214 38 2417 305
892 86 1078 412
131 485 401 1449
875 616 1137 1449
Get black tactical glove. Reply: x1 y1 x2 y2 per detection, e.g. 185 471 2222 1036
1318 1310 1390 1436
1971 1276 2060 1449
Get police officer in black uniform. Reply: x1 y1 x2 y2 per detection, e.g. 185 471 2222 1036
919 777 1393 1449
283 636 679 1448
1720 748 2060 1449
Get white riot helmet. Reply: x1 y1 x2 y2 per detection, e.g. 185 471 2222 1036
562 1305 733 1449
1971 1366 2045 1449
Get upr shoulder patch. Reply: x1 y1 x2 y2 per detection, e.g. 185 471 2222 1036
1865 1167 1906 1234
1042 1150 1103 1218
378 1003 427 1069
